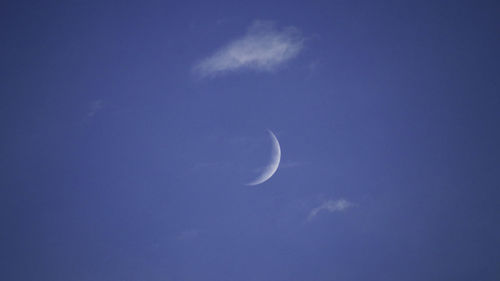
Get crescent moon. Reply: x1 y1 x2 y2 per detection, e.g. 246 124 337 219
246 130 281 186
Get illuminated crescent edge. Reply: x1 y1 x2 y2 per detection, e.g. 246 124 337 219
246 130 281 186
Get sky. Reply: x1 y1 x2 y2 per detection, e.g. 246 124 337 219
1 1 500 280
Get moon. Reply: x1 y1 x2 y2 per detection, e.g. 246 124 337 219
246 130 281 186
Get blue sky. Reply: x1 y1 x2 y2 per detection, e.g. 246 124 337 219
1 1 500 280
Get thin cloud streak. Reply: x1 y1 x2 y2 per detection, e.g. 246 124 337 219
307 199 356 221
194 21 304 77
87 100 103 118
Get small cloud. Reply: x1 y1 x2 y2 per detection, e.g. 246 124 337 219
307 199 356 221
87 100 103 118
194 20 304 77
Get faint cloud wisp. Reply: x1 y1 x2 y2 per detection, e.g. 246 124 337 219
194 20 304 77
307 199 356 221
86 99 103 118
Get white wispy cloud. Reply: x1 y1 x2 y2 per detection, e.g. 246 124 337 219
194 20 304 77
307 199 356 221
87 99 103 118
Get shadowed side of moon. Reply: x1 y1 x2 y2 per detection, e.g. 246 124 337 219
246 130 281 186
